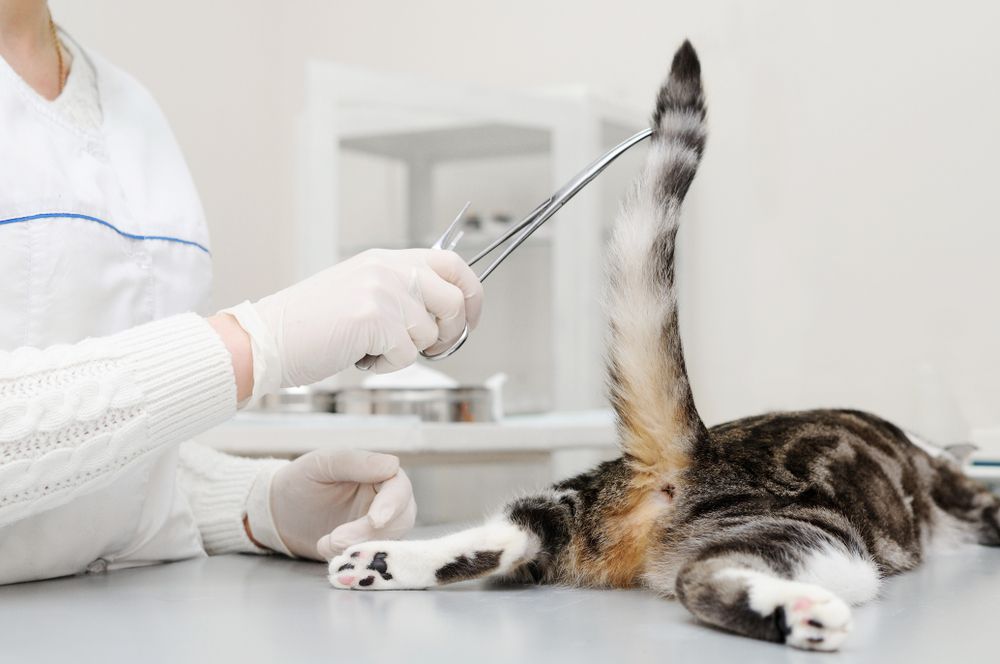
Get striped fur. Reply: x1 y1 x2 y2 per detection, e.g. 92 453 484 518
329 41 1000 653
606 40 707 476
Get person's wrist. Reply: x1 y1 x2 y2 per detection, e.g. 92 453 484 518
218 301 283 407
245 464 295 557
243 514 268 550
207 313 253 402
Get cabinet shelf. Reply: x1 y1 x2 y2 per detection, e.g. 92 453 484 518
342 229 553 257
341 122 550 163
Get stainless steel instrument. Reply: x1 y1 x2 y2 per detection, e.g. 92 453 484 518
356 126 653 370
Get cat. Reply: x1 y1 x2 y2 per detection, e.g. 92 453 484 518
327 41 1000 651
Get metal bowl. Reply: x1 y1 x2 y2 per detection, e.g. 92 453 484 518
318 386 500 423
257 386 315 413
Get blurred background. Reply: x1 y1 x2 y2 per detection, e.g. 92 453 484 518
50 1 1000 508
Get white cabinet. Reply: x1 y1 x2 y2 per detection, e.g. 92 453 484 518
295 62 646 413
196 410 620 524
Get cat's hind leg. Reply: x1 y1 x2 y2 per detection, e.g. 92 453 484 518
329 491 573 590
922 454 1000 548
668 521 879 651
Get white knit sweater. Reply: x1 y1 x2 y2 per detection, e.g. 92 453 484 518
0 313 285 559
0 33 286 567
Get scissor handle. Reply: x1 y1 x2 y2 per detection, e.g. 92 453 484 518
420 325 469 361
354 325 468 370
353 203 473 372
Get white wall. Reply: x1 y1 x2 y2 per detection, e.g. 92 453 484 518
51 0 1000 437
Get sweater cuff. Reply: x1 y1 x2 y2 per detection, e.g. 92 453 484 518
177 442 288 555
115 313 237 446
244 463 295 556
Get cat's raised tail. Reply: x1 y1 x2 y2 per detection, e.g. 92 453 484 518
606 40 708 479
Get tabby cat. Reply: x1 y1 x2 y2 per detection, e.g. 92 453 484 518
328 41 1000 651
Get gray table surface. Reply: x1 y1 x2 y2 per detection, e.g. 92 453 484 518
1 543 998 664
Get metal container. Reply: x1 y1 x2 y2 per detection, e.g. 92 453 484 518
257 386 315 413
319 386 500 423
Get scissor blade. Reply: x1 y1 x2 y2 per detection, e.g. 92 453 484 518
474 128 654 281
432 201 471 250
420 127 653 361
468 198 551 267
550 128 653 206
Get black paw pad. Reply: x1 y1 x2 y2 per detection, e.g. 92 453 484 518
774 606 791 640
336 563 355 572
367 552 393 581
358 576 375 587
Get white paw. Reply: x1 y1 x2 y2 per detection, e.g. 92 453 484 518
720 568 854 651
329 546 403 590
780 589 852 651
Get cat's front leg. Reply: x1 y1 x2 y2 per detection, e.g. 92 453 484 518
328 519 539 590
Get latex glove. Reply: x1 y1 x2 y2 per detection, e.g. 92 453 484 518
246 449 417 560
222 249 483 402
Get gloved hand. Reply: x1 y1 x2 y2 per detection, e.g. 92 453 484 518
245 449 417 560
222 249 483 403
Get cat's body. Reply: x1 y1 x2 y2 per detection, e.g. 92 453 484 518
329 42 1000 651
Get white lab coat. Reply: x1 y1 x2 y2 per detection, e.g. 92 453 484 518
0 36 215 578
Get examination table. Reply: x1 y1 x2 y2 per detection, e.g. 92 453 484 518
1 539 997 663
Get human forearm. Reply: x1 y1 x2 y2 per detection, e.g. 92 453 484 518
176 441 287 555
0 314 237 528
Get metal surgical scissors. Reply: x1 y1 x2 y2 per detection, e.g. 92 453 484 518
355 126 653 370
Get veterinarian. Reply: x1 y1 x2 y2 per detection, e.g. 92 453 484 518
0 1 483 584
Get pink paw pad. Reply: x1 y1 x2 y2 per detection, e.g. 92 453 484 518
793 597 814 612
337 575 355 586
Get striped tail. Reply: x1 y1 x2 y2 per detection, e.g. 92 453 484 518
606 41 708 477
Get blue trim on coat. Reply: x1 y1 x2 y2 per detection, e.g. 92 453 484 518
0 212 210 254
